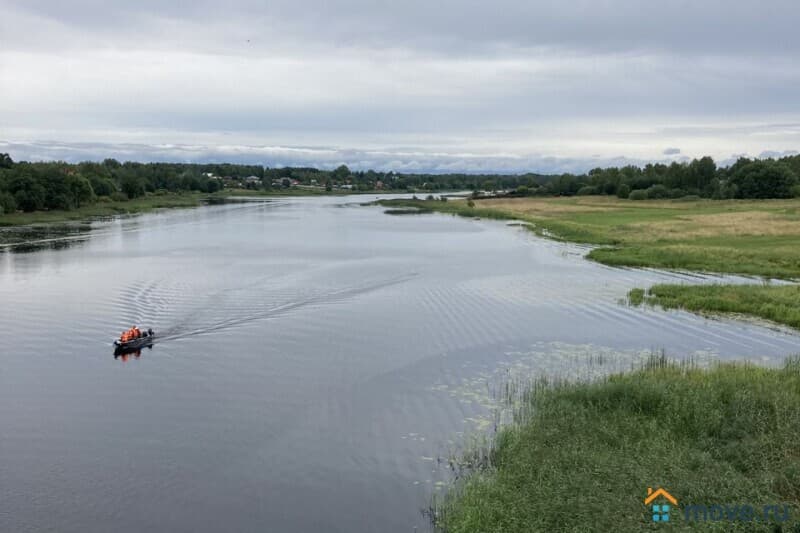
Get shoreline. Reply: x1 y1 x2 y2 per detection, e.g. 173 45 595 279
434 355 800 532
0 188 421 230
0 192 206 229
377 196 800 333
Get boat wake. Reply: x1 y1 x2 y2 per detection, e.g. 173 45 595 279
113 272 418 346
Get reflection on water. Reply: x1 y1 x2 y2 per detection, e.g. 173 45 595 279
0 222 93 252
0 195 798 533
114 349 145 362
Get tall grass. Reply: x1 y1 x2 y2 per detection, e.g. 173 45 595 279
434 355 800 532
630 283 800 330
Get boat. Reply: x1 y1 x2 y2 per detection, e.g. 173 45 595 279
113 328 155 355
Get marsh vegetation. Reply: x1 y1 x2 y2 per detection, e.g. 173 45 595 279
434 355 800 532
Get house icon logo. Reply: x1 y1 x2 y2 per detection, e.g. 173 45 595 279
645 487 678 523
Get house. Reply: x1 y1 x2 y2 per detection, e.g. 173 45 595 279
244 175 261 184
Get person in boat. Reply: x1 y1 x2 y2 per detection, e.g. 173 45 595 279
120 327 137 343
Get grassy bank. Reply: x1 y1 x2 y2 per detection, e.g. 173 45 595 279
436 357 800 532
378 196 800 279
0 192 205 227
628 284 800 331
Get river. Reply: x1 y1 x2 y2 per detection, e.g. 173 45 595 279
1 195 797 532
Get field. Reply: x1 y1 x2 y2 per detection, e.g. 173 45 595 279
435 356 800 532
383 196 800 279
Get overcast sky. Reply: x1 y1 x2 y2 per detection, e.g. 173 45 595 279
1 1 799 173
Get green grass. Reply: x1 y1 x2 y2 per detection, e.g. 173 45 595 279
379 197 800 278
629 284 800 330
0 192 204 227
436 357 800 532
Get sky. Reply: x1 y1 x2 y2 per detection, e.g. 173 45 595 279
1 0 799 173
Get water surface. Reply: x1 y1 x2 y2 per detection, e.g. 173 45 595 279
1 195 797 532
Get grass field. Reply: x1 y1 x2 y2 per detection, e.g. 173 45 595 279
435 356 800 532
380 196 800 279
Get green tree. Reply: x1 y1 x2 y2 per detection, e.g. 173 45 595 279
65 174 95 207
120 174 146 199
330 164 351 182
8 174 46 212
89 176 117 197
0 191 16 214
688 156 717 192
730 161 796 199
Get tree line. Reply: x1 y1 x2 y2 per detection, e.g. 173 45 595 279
0 153 798 215
530 155 800 200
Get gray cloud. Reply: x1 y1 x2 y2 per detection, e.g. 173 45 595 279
1 1 798 171
5 1 800 56
663 148 681 155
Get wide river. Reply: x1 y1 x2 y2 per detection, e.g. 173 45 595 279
1 195 798 532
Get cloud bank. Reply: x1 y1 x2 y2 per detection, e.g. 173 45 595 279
2 1 799 172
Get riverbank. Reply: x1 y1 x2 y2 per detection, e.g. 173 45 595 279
435 356 800 532
628 284 800 331
378 196 800 331
0 188 404 229
0 192 205 227
378 196 800 279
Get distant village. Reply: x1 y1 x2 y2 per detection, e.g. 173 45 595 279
201 169 388 192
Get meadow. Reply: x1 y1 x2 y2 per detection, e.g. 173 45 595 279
381 196 800 279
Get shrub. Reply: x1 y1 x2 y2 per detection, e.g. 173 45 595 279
628 189 647 201
646 184 670 199
467 199 475 208
0 191 16 214
110 191 129 202
792 184 800 198
616 183 631 199
576 186 597 196
89 176 116 197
